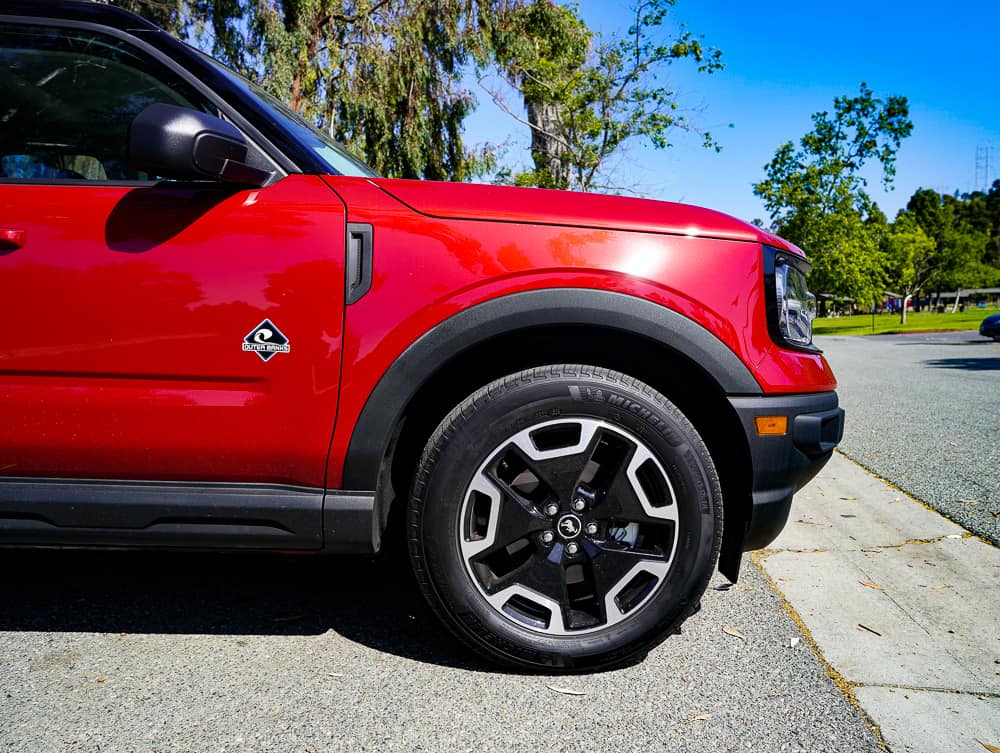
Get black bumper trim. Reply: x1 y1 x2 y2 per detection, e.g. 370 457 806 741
728 392 845 552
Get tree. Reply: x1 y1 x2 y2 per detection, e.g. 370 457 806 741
112 0 517 181
487 1 590 188
753 83 913 307
488 0 723 191
882 213 935 323
109 0 186 35
794 210 888 311
906 186 1000 311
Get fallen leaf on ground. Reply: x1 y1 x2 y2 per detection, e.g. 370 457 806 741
977 741 1000 753
839 496 857 501
692 713 712 721
96 677 106 683
858 624 882 637
547 685 587 696
931 584 951 590
859 580 882 591
723 626 746 641
789 637 800 648
327 672 344 678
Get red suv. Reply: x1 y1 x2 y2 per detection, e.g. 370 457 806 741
0 1 844 670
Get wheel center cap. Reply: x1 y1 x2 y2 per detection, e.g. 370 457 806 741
556 513 583 540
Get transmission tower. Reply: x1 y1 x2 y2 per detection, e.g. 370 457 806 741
976 143 996 191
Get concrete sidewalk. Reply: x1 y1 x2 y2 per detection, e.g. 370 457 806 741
757 452 1000 753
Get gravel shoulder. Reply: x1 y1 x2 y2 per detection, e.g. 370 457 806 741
817 331 1000 544
0 549 879 753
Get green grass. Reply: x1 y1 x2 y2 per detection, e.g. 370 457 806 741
812 308 996 336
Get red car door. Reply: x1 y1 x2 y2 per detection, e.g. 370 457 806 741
0 22 345 489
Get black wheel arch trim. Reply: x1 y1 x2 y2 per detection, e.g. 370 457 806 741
341 287 763 494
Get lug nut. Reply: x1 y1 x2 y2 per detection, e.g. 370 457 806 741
544 502 560 517
585 522 598 536
565 541 580 556
571 497 587 512
540 530 555 545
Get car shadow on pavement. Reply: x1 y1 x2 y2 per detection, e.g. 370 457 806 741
893 337 994 346
0 548 497 672
923 356 1000 371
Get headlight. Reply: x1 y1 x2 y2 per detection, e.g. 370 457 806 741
764 246 818 351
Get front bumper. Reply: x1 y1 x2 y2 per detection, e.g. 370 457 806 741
729 391 845 550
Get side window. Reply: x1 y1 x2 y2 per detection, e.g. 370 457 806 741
0 23 215 182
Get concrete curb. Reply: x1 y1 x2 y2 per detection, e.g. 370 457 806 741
756 452 1000 753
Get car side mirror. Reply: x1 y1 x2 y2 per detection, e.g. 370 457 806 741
128 103 272 186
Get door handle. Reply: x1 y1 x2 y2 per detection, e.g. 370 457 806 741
345 223 373 304
0 228 26 251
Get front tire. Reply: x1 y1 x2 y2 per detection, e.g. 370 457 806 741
408 365 723 671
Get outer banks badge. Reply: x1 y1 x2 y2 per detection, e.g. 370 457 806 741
243 319 290 362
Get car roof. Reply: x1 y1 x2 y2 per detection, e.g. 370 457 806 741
1 1 158 32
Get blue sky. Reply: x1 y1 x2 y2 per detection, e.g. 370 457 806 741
463 1 999 226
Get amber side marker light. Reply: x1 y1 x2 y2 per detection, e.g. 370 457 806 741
754 416 788 436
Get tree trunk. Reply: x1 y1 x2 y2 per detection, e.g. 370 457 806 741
901 293 911 324
526 99 572 190
951 289 962 314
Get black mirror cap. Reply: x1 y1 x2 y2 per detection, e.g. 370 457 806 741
128 103 271 186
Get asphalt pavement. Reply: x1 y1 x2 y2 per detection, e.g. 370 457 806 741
816 330 999 544
0 547 880 753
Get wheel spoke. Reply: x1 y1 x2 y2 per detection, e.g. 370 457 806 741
462 475 549 562
499 420 604 504
588 544 670 622
500 548 566 601
599 443 678 525
485 549 574 632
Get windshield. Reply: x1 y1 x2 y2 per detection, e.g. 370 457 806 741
195 51 379 178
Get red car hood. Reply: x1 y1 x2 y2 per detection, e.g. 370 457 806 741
371 178 803 256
